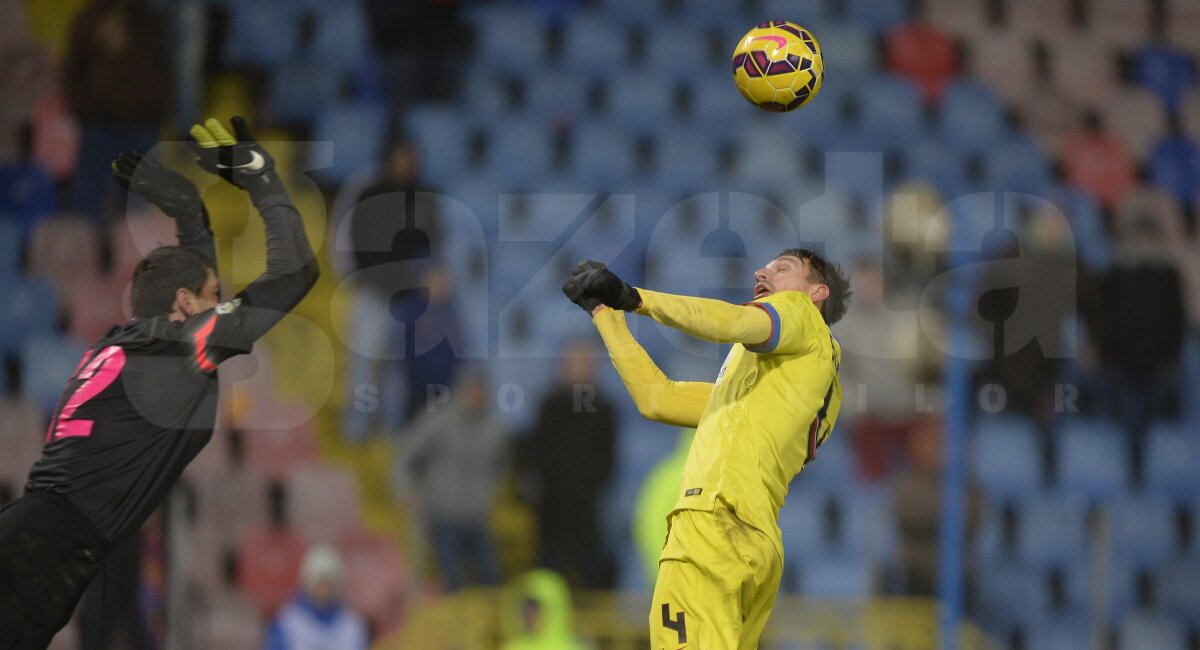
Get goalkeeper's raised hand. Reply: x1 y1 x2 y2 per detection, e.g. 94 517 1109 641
112 151 203 219
562 260 641 312
187 116 275 189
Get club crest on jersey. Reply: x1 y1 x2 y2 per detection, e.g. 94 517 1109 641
215 298 242 315
714 348 736 385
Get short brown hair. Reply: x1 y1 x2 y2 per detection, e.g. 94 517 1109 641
130 246 213 318
778 248 852 325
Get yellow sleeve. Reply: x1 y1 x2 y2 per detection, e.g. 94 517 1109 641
593 308 713 427
634 288 773 347
741 290 822 355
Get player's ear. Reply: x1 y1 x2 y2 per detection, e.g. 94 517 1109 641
810 284 830 304
175 287 196 316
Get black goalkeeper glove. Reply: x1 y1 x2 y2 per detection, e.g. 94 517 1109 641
187 116 275 189
112 151 204 218
562 260 642 312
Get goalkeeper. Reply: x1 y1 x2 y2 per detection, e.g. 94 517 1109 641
563 250 850 650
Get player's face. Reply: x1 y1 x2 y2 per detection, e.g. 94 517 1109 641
753 255 822 300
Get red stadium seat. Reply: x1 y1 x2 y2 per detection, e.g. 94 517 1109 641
30 92 79 182
339 530 408 634
1048 36 1120 107
241 402 320 481
28 215 102 291
285 464 363 544
236 525 305 616
0 396 46 488
1102 88 1170 162
1061 130 1137 208
885 23 959 104
108 213 178 284
64 275 126 346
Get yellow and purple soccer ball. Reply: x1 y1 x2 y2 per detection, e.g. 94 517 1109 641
732 21 824 112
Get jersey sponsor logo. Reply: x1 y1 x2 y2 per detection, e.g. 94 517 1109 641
684 487 702 497
215 298 242 315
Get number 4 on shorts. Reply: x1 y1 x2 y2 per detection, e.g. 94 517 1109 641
662 603 687 644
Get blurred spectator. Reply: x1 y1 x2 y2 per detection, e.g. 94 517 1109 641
62 0 173 221
366 0 463 109
1084 215 1186 480
1060 111 1137 209
340 141 452 439
265 545 368 650
499 569 586 650
395 370 509 592
522 341 617 590
633 428 693 584
893 417 980 597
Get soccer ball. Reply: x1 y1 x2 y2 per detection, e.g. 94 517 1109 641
731 21 824 112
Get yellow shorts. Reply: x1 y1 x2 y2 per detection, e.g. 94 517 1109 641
649 504 783 650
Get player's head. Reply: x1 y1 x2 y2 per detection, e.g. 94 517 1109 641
130 246 219 320
753 248 852 324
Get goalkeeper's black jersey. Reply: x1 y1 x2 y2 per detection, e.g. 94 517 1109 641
24 303 255 546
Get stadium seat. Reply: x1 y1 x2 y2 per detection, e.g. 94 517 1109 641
339 531 407 633
1100 88 1169 162
28 215 100 291
236 525 305 616
970 414 1044 497
1112 186 1185 241
0 217 19 279
1147 136 1200 205
976 561 1052 623
852 75 925 149
471 3 548 75
108 213 179 282
1015 494 1090 567
563 12 629 78
0 396 46 488
938 82 1008 152
606 71 680 135
1087 0 1152 49
652 128 722 195
1157 558 1200 620
194 590 264 650
481 119 556 188
983 135 1054 195
1027 616 1090 650
30 92 79 182
195 468 270 549
309 102 389 186
797 431 855 488
1007 0 1071 40
884 22 959 104
242 405 320 480
1133 46 1197 112
307 2 369 71
523 70 593 122
1144 421 1200 499
968 29 1037 106
815 22 877 80
404 105 478 183
570 121 639 187
220 0 301 69
1106 493 1178 566
1013 89 1085 158
686 73 764 131
1048 36 1120 107
1164 0 1200 59
0 277 59 358
762 0 831 27
841 488 897 564
640 24 709 83
1060 130 1137 208
900 139 971 196
0 162 55 237
265 61 344 127
20 335 86 416
799 555 874 598
926 0 988 39
1181 91 1200 141
285 464 363 544
462 66 515 122
729 124 807 193
778 487 834 564
845 0 910 33
64 276 125 346
1045 188 1112 272
1055 418 1130 499
1118 612 1189 650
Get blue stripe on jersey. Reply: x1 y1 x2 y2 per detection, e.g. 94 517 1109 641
745 302 782 353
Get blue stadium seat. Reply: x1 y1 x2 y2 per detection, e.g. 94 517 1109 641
641 24 709 83
0 278 58 358
599 0 661 25
221 0 301 68
523 71 593 120
308 3 369 71
606 72 680 135
471 4 548 75
984 136 1055 196
0 218 19 280
652 128 722 195
482 120 556 188
799 555 874 598
840 488 897 564
812 22 876 80
570 121 639 187
796 431 854 488
1147 136 1200 205
1145 421 1200 499
309 102 388 186
939 82 1008 152
970 414 1044 497
0 164 55 237
462 66 514 121
404 105 477 183
1107 494 1178 565
977 561 1051 623
762 0 831 26
1016 494 1090 567
563 12 629 77
686 73 760 130
1133 46 1197 112
845 0 911 32
729 124 807 193
20 336 87 415
1157 558 1200 621
1056 418 1129 499
900 139 971 196
852 75 925 149
1119 612 1188 650
1028 616 1090 650
778 488 833 562
265 61 344 126
1047 188 1113 273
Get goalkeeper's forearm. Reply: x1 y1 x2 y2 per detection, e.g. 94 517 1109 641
633 288 772 346
174 205 217 266
593 307 712 427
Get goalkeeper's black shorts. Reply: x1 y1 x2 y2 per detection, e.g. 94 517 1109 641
0 491 109 650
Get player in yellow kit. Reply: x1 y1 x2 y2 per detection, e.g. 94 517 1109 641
562 249 851 650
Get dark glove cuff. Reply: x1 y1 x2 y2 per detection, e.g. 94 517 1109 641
246 171 289 208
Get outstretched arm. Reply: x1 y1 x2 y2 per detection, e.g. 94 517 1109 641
634 288 773 347
592 307 713 427
112 151 217 266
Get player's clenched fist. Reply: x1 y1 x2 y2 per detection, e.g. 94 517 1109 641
187 116 275 189
562 260 642 312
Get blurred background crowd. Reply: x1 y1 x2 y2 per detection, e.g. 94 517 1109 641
1 0 1200 647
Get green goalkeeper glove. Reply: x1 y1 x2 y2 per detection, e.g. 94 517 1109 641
187 116 275 189
562 260 642 312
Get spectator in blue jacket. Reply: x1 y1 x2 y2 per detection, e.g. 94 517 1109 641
265 545 368 650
